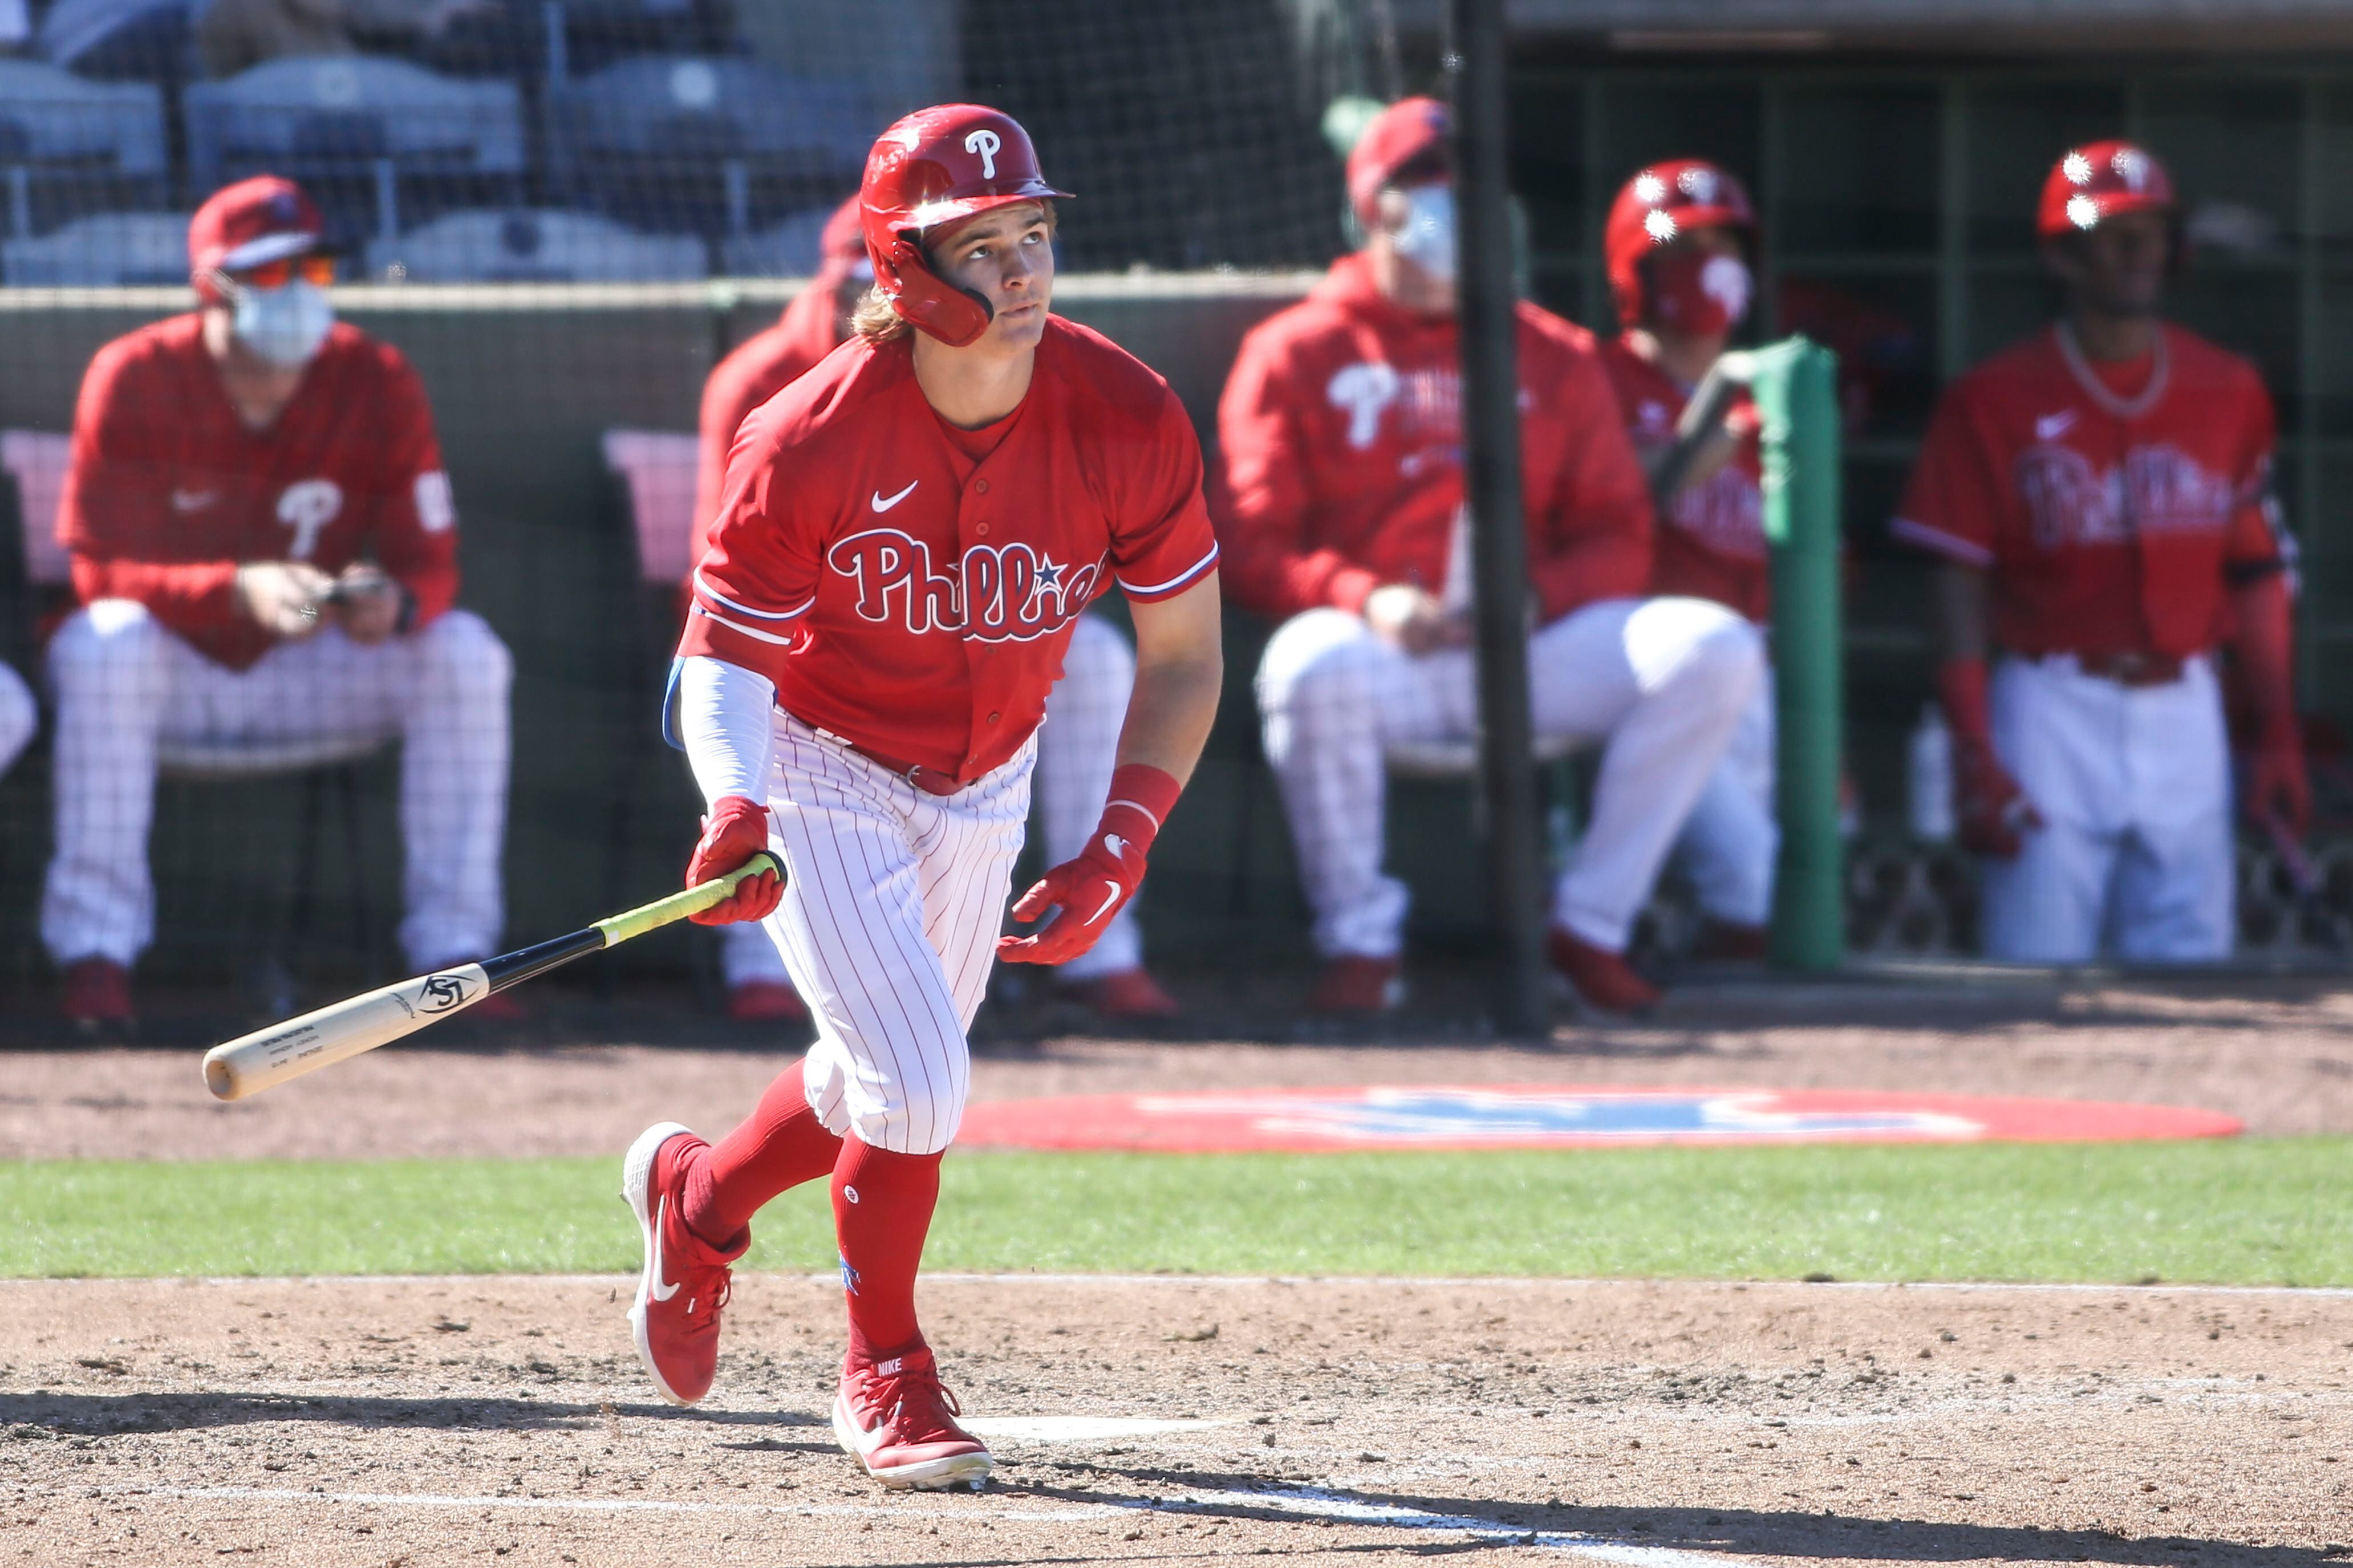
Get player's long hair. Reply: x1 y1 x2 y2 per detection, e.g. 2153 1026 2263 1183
851 201 1058 346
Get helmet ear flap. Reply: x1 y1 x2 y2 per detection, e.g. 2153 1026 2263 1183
879 233 995 348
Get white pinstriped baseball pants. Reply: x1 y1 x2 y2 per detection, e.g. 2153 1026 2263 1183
753 710 1036 1156
719 612 1138 988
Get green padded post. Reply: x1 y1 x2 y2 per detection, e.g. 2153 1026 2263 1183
1751 337 1844 972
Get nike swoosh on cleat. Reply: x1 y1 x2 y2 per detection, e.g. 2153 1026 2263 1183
648 1196 683 1302
1088 882 1122 925
871 480 919 512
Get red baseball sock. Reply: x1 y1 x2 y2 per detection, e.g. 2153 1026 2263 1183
681 1058 843 1250
832 1135 941 1366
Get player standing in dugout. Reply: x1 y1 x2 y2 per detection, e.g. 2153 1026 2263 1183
692 195 1184 1024
1894 141 2305 962
623 105 1223 1490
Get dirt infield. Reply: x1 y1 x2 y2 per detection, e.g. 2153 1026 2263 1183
5 1274 2348 1566
11 973 2353 1160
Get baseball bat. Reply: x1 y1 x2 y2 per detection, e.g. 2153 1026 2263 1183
200 852 782 1102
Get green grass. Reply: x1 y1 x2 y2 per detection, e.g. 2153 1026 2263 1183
3 1139 2346 1285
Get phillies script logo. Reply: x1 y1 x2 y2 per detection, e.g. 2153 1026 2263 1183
2015 442 2240 550
826 528 1105 642
416 972 477 1013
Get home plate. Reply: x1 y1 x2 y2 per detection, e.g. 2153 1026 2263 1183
961 1416 1230 1444
956 1084 2244 1152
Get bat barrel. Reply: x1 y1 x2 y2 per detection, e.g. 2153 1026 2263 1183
201 962 492 1101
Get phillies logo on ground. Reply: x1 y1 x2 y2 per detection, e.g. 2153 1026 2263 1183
826 527 1105 642
954 1084 2244 1152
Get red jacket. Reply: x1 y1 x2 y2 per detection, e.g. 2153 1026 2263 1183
60 314 459 671
1213 253 1653 625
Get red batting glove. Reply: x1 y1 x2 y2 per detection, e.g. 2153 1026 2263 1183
998 764 1181 967
2246 717 2311 837
1938 657 2042 860
685 795 782 926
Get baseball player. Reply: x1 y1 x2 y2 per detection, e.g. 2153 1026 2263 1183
1218 96 1762 1014
693 195 1179 1022
1894 140 2301 962
623 105 1222 1490
1597 160 1778 960
43 175 512 1029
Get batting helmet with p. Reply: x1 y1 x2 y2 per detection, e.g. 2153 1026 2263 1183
1604 159 1756 329
2036 139 2175 239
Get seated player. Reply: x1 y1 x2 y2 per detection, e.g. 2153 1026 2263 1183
624 107 1222 1490
692 197 1179 1022
43 175 513 1028
1597 159 1779 960
1217 96 1762 1014
1894 141 2301 962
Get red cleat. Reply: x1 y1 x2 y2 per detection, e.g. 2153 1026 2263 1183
728 980 810 1023
62 957 133 1033
832 1347 994 1491
1309 954 1403 1014
621 1122 740 1405
1547 928 1660 1014
1064 966 1180 1019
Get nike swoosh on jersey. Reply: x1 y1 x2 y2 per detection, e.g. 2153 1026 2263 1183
1088 882 1123 925
648 1196 683 1302
2034 410 2079 441
871 480 919 512
171 489 219 512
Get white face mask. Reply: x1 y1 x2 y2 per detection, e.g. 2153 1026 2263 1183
232 279 334 368
1390 184 1456 285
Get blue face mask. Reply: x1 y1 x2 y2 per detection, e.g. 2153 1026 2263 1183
1390 184 1456 285
232 280 334 368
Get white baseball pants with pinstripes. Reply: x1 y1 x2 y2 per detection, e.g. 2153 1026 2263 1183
752 710 1036 1156
719 611 1138 988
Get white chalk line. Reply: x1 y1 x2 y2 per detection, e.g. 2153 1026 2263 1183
63 1483 1725 1565
6 1273 2347 1299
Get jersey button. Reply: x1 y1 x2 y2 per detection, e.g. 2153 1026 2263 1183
975 478 991 494
987 712 1001 724
975 522 991 537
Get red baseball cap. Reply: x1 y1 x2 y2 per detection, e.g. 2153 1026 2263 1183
819 193 865 266
1346 96 1451 227
189 176 324 287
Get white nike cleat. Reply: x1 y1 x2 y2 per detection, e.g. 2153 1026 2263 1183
831 1348 995 1491
621 1120 735 1405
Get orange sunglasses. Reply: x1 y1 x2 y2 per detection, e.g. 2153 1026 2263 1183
227 253 336 290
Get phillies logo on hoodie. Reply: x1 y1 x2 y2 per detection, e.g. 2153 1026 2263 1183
827 527 1105 643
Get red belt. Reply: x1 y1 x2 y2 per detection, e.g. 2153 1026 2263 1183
2065 651 2186 688
846 742 968 796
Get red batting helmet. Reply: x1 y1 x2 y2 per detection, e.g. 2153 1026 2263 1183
859 104 1070 348
1604 159 1756 328
2036 140 2175 239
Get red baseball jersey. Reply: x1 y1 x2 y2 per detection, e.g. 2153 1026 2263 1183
1599 334 1768 623
1214 253 1653 625
60 314 459 671
1894 323 2286 660
693 276 855 566
679 315 1220 783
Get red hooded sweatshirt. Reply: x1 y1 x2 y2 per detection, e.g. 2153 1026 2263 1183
1213 252 1653 625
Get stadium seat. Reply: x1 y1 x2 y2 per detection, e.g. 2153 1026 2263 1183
0 429 72 594
715 201 838 278
367 206 706 283
0 58 168 239
546 55 869 244
183 56 526 250
3 209 188 284
35 0 191 87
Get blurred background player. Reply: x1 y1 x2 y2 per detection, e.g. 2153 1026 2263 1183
623 106 1222 1489
1598 160 1779 961
692 195 1179 1023
42 175 513 1028
1218 96 1762 1015
1893 141 2301 962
